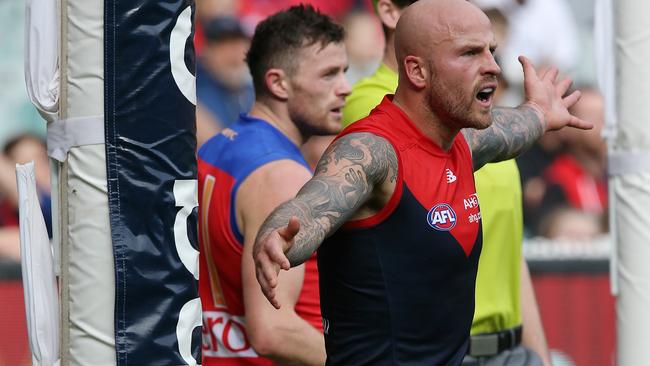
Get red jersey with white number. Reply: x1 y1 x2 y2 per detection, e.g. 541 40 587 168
197 114 322 365
318 96 483 365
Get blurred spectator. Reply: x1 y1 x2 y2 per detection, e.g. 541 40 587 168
472 0 580 89
237 0 369 33
196 0 237 21
342 11 383 84
538 207 601 241
565 0 598 85
0 134 52 261
529 89 607 238
3 134 52 235
518 131 565 236
196 16 254 146
546 89 607 211
194 0 238 53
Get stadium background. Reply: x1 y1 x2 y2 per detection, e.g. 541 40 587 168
0 0 613 365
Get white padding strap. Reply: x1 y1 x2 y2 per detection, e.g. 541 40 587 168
47 115 105 162
608 151 650 176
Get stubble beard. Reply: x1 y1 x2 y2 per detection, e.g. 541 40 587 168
289 105 340 137
428 78 489 131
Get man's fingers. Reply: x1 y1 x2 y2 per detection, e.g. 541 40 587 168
256 258 283 309
518 55 539 81
260 256 281 286
543 67 559 83
254 230 293 309
278 216 300 242
267 243 291 270
263 286 281 309
259 265 276 290
259 279 281 309
568 116 594 130
556 77 574 97
562 90 582 109
256 267 272 295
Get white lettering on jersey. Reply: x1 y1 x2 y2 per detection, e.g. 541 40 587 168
202 310 258 358
463 193 479 210
431 210 456 225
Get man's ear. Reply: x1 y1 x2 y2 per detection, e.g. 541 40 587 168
376 0 402 31
403 55 427 89
264 68 289 100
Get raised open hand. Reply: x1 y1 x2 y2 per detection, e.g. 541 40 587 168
519 56 593 132
252 217 300 309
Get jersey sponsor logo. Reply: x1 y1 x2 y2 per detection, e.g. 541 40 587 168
202 310 258 358
445 168 457 183
468 211 481 224
463 193 479 210
427 203 457 231
221 128 238 141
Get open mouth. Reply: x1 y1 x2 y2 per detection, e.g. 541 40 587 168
476 86 496 106
330 107 343 116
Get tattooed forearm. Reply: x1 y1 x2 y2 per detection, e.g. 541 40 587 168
255 198 328 266
462 105 544 171
256 133 398 266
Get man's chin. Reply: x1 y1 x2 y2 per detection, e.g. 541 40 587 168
469 109 493 130
325 120 344 135
474 120 492 130
312 126 342 136
464 116 492 130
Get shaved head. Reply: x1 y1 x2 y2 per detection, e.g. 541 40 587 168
395 0 492 76
393 0 500 138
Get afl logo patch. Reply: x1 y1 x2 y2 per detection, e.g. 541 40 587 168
427 203 457 231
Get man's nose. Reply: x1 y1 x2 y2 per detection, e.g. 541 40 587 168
338 75 352 97
483 54 501 76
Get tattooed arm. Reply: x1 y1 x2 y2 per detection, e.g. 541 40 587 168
463 56 593 171
462 105 544 171
253 132 398 308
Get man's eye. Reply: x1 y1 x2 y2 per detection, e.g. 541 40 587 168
323 69 338 78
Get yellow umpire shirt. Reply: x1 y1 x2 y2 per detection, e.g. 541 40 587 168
342 63 523 334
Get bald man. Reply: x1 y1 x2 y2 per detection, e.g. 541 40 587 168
342 1 552 365
253 0 591 364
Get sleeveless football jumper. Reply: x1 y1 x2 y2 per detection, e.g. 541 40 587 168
318 97 483 366
198 114 321 365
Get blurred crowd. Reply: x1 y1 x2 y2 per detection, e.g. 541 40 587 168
0 0 607 262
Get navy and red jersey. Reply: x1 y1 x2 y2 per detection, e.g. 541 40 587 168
197 114 322 365
318 97 483 365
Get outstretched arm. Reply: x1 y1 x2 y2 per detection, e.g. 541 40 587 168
463 56 593 171
463 105 544 170
253 132 398 308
